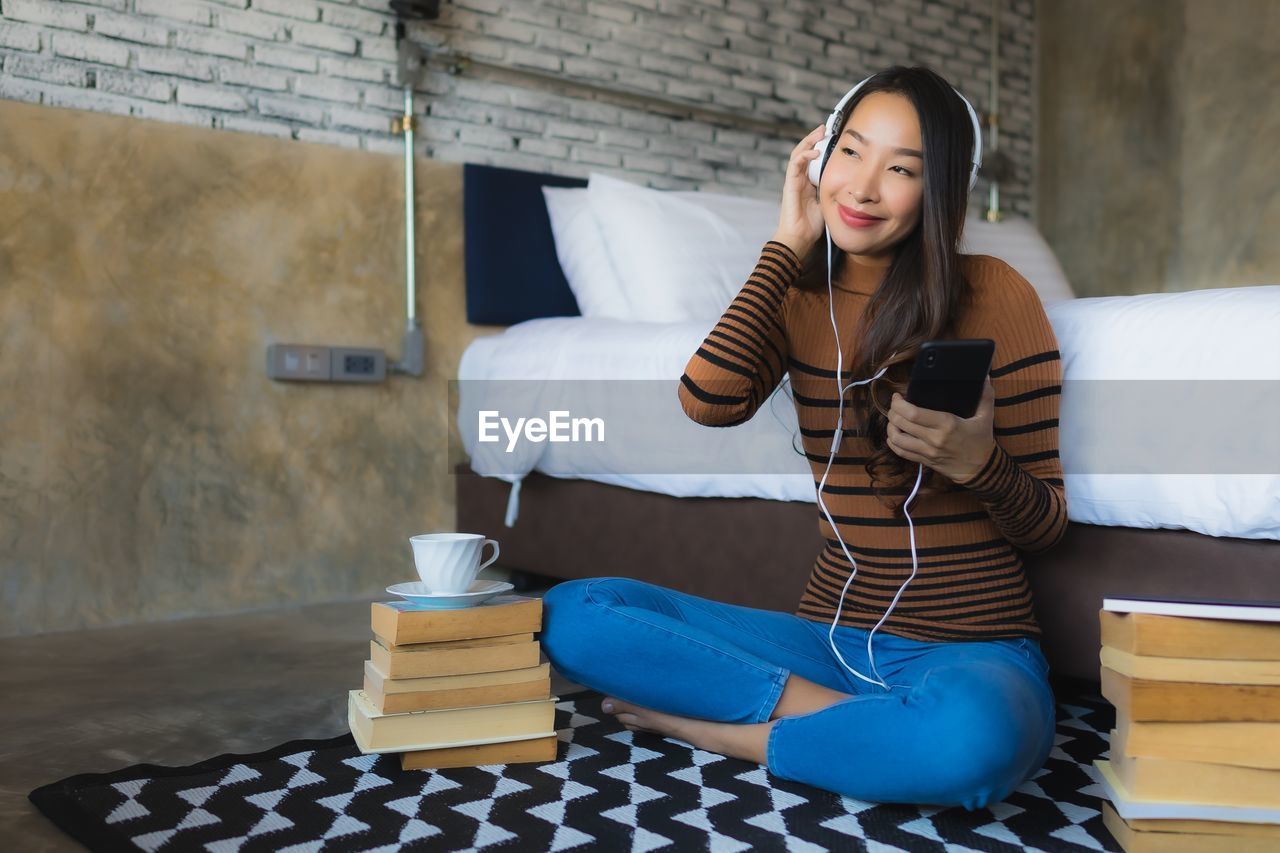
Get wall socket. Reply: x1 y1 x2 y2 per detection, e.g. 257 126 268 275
266 344 386 383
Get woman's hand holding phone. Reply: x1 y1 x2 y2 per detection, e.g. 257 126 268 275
886 378 997 485
771 124 827 259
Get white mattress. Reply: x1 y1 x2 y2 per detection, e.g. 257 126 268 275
458 286 1280 540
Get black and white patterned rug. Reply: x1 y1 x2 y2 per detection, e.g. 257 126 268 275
29 683 1120 852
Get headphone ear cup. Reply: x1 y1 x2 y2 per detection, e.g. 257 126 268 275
807 135 832 187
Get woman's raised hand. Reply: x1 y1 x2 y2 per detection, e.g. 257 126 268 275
772 124 828 259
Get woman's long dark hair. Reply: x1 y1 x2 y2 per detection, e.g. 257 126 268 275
795 65 977 515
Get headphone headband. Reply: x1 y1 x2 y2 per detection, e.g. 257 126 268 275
810 74 984 192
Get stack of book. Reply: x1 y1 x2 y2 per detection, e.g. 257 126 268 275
348 594 560 770
1094 596 1280 852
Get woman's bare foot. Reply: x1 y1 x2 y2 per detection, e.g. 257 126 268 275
600 696 693 740
600 696 774 765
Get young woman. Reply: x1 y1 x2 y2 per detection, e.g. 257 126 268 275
540 66 1067 810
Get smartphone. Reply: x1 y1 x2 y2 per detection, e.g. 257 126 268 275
905 339 995 418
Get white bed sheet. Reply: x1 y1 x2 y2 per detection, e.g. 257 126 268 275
458 287 1280 540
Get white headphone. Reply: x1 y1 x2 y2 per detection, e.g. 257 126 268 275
807 75 984 191
811 74 982 691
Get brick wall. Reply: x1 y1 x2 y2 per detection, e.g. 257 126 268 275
0 0 1035 212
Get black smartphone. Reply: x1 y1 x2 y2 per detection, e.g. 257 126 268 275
905 339 995 418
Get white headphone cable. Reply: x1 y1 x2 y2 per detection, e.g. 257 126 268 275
816 227 924 691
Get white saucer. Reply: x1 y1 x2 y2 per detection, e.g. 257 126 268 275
386 579 514 609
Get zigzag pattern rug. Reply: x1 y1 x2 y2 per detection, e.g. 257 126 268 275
29 684 1120 852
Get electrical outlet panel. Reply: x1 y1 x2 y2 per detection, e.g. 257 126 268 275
266 344 386 383
331 347 386 382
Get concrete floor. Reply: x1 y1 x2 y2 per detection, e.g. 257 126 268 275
0 587 582 851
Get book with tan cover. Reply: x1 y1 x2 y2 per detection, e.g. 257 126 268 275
1100 610 1280 661
369 636 541 680
1094 759 1280 823
1101 666 1280 722
373 632 535 651
400 733 559 771
347 689 558 753
1114 715 1280 770
364 659 551 713
1109 729 1280 808
371 595 543 646
1102 803 1279 852
1100 646 1280 686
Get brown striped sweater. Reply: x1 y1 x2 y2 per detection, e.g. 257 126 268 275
678 241 1068 642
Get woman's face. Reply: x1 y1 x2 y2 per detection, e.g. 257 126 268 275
818 91 925 266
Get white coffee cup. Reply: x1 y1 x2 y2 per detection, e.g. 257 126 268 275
409 533 500 594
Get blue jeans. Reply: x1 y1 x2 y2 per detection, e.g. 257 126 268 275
540 577 1057 811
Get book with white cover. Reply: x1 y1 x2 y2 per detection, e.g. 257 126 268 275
1103 596 1280 623
1094 760 1280 824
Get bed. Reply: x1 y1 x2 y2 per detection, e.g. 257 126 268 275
455 163 1280 682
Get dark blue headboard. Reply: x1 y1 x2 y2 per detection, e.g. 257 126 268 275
463 163 586 325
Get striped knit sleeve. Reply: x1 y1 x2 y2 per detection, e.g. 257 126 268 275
677 241 801 427
956 267 1069 554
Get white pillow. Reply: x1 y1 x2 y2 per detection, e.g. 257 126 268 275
1045 285 1280 539
960 213 1076 304
586 173 780 323
541 186 631 319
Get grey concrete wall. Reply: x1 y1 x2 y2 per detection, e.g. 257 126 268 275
1038 0 1279 296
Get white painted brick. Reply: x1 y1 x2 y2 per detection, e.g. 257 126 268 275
42 84 142 117
548 121 597 142
75 0 129 10
666 80 710 101
619 111 669 133
135 0 213 27
694 143 738 165
567 100 621 125
589 40 642 66
97 70 173 101
6 55 88 87
253 44 319 72
570 146 622 168
319 56 384 83
670 158 714 181
682 22 729 47
454 0 504 13
360 38 398 62
517 137 569 159
216 62 291 91
175 29 247 60
176 82 248 111
458 125 514 150
258 95 325 123
507 47 563 73
93 13 169 47
0 22 42 53
611 26 662 50
207 0 252 7
509 89 570 117
479 17 537 45
622 152 668 174
597 129 644 149
295 75 362 104
429 98 489 123
563 56 616 82
290 22 358 54
322 5 388 35
297 127 363 148
671 120 713 142
491 109 547 134
137 48 214 80
256 0 320 22
506 4 560 28
453 77 510 106
0 74 46 102
51 32 130 67
420 120 463 143
586 2 635 24
1 0 89 31
557 15 612 40
329 105 394 133
221 114 293 138
218 10 289 41
535 29 589 56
